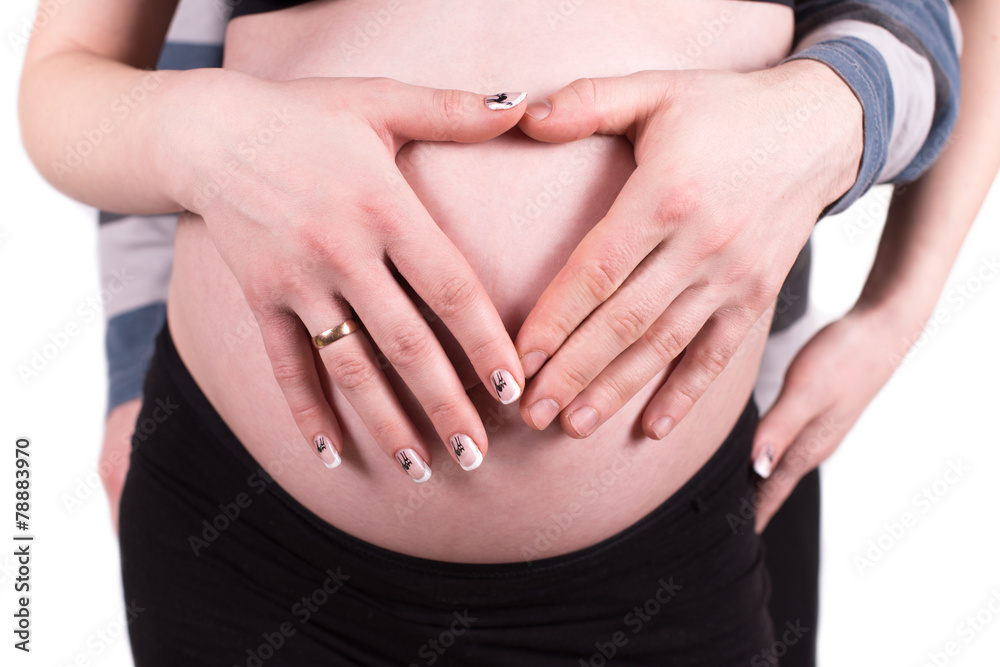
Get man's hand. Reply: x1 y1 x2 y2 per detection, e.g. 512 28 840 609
514 61 862 439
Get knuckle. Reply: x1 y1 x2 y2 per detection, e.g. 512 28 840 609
606 303 648 346
434 88 467 131
561 362 592 395
423 396 466 428
368 417 403 448
693 343 731 377
241 275 281 310
330 353 378 392
646 326 686 362
270 356 310 387
579 261 619 302
653 184 700 227
599 374 633 408
287 400 327 426
382 323 434 370
428 274 479 320
567 77 599 109
670 379 703 412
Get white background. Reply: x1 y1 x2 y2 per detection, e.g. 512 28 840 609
1 0 998 665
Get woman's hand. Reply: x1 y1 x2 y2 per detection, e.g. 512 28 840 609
513 61 862 439
160 72 529 477
750 307 910 532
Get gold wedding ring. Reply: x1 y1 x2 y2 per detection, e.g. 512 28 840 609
312 318 360 349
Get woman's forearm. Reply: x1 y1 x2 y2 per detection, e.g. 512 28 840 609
16 0 195 214
856 0 1000 325
18 48 221 215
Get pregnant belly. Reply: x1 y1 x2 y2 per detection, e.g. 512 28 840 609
168 0 791 562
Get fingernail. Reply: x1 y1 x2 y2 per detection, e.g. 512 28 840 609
754 445 775 479
527 398 560 430
520 350 547 378
651 417 674 440
490 369 522 404
525 99 552 121
449 434 483 471
313 435 341 469
568 406 599 437
485 92 528 110
395 448 432 483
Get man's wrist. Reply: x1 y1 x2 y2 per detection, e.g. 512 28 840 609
764 58 864 210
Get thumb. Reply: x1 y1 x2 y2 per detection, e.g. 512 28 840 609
518 71 670 143
375 80 528 144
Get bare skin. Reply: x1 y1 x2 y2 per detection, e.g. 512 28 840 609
167 0 792 562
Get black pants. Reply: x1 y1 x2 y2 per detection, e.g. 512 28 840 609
119 323 786 665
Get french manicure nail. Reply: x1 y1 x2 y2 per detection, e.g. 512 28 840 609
449 434 483 471
490 369 522 404
313 435 342 469
395 448 432 483
485 92 528 110
520 350 547 378
651 417 674 440
568 406 599 437
525 99 552 121
528 398 560 430
754 445 775 479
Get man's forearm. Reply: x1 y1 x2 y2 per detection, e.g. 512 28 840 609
790 0 962 215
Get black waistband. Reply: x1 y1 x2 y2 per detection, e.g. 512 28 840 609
148 319 760 581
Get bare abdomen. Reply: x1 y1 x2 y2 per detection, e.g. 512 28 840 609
167 0 792 562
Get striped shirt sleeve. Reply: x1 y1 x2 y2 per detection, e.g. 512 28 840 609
100 0 227 412
786 0 962 215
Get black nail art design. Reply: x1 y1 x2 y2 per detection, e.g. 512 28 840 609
485 92 527 110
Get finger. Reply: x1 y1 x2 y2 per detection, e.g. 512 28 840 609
518 71 672 142
257 309 347 471
367 79 528 145
339 275 491 473
641 309 757 439
751 366 826 480
388 187 524 406
752 416 836 533
556 289 716 437
752 448 807 534
302 303 436 483
515 166 670 380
